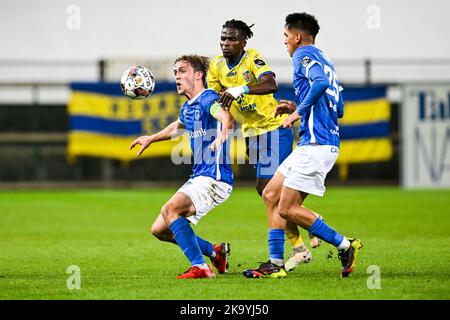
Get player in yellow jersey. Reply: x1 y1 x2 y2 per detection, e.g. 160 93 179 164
208 20 319 273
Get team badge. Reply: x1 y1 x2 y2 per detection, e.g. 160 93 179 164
301 57 312 67
242 70 252 82
253 59 266 68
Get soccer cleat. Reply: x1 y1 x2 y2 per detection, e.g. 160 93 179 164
176 265 215 279
210 242 230 274
338 238 363 277
243 261 287 279
284 244 312 272
309 215 325 248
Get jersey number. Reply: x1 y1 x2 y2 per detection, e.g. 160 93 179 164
324 65 340 103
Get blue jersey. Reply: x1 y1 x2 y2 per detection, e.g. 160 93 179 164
179 89 234 186
292 45 344 147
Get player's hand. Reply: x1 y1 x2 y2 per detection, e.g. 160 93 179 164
283 112 301 129
274 100 297 118
219 86 248 110
219 91 236 110
130 135 153 156
208 135 227 152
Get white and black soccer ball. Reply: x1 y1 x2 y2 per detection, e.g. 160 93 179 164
120 66 155 99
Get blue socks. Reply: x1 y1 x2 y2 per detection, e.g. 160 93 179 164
169 217 205 266
195 235 214 257
268 229 285 262
308 217 344 248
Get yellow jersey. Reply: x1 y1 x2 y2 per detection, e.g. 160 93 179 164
208 48 286 137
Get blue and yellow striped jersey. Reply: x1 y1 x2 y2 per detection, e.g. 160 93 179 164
208 48 286 137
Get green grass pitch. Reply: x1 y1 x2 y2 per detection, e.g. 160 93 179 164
0 187 449 299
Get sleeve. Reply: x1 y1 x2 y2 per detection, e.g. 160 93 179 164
201 91 221 115
296 63 329 116
206 60 222 92
294 51 322 79
249 51 275 81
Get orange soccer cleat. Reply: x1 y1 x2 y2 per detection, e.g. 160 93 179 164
210 242 230 274
176 265 215 279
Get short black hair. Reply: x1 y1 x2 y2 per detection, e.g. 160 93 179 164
174 55 210 83
285 13 320 39
222 19 254 40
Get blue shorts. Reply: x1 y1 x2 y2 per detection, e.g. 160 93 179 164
245 126 294 179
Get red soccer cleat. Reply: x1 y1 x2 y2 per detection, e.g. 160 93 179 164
210 242 230 274
176 265 215 279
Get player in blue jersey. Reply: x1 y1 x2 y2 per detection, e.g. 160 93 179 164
243 13 362 278
130 55 235 279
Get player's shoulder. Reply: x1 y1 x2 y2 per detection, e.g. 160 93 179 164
199 89 220 104
245 48 264 60
295 45 318 57
244 48 271 70
210 54 226 67
294 46 320 67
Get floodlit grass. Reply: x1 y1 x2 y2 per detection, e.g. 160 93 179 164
0 187 449 299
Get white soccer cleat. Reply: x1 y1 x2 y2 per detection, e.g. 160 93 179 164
284 244 312 272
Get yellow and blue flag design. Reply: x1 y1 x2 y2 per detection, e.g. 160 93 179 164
337 86 392 164
68 83 391 167
67 82 189 161
274 85 392 165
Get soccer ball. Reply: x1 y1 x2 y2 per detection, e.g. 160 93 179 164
120 66 155 99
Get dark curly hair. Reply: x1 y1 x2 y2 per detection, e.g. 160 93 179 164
222 19 254 40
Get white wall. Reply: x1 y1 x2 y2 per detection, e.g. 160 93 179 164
2 0 449 61
1 0 450 100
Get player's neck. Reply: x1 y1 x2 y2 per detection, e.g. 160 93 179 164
226 51 245 67
300 41 314 47
186 84 205 101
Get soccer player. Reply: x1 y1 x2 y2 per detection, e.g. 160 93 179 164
208 19 316 272
243 13 362 278
130 55 235 279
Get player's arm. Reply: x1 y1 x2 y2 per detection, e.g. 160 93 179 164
208 102 235 151
283 63 329 128
274 99 297 118
130 120 185 156
219 73 278 109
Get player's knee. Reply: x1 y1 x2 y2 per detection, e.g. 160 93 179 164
150 223 163 240
262 187 277 207
278 203 293 221
160 203 178 221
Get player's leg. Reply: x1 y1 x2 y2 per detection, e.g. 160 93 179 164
278 186 362 276
150 213 228 269
275 126 318 270
279 145 362 277
258 173 302 264
151 213 176 243
160 191 214 279
256 128 307 243
243 171 287 278
180 176 233 275
261 127 313 271
244 135 289 278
